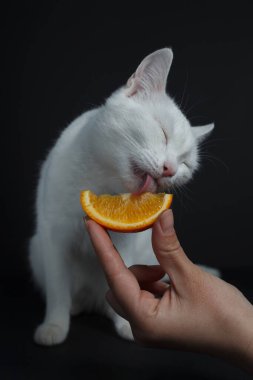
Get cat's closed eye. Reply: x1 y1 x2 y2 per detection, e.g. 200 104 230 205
181 161 193 171
162 128 168 144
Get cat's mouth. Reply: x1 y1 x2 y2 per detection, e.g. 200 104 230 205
130 162 158 194
133 173 158 194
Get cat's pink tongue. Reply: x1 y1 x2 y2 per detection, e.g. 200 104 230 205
134 174 153 195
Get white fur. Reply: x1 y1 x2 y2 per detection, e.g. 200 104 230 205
29 48 214 345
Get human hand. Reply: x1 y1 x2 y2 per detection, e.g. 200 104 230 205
85 210 253 373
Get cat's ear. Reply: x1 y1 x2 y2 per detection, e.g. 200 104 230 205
192 123 214 142
125 48 173 97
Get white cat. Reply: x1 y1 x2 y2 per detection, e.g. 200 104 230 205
29 48 214 346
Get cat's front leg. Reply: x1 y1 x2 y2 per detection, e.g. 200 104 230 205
31 234 72 346
105 304 134 341
113 315 134 341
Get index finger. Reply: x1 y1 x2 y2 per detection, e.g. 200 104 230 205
85 219 141 317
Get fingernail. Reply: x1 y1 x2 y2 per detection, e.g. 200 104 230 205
159 210 174 234
83 216 90 229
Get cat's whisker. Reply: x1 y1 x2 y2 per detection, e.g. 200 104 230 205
184 97 211 117
198 137 230 175
179 69 189 111
180 184 196 204
171 184 191 214
176 184 195 212
198 152 230 174
199 137 234 149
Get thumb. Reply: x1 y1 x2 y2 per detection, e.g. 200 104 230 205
152 209 194 289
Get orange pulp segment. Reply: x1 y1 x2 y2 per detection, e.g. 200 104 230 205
80 190 173 232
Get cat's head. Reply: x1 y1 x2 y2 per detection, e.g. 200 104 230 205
91 48 214 194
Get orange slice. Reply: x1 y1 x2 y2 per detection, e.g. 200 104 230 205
80 190 173 232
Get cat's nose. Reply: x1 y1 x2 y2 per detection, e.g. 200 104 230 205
162 162 176 177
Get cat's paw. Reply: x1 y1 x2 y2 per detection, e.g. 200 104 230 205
34 323 67 346
114 317 134 341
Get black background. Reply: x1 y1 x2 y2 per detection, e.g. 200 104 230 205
2 1 253 379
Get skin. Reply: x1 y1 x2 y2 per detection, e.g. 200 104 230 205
85 210 253 374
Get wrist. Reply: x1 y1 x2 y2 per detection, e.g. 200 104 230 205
220 304 253 373
235 310 253 373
